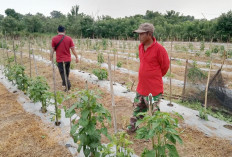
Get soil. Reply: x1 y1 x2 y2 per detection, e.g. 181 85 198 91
0 83 72 157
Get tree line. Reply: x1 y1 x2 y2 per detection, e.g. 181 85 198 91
0 5 231 42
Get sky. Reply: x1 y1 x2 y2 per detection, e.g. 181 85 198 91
0 0 231 20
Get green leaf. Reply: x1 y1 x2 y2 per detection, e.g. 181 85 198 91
81 110 89 119
70 123 79 135
172 134 183 144
166 144 179 157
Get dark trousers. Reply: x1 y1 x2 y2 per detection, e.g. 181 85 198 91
57 62 71 90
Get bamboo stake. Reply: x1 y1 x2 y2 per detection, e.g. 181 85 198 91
168 41 173 106
204 61 212 109
13 38 17 64
182 59 188 101
29 41 32 78
107 55 117 133
52 53 60 126
20 40 23 65
2 38 5 67
113 49 116 84
63 61 69 92
148 93 155 149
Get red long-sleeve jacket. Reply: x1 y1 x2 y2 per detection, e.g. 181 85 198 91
136 37 170 96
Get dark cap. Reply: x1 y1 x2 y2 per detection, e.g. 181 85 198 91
58 25 65 32
134 23 154 33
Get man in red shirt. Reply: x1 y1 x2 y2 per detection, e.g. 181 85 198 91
50 25 78 91
127 23 170 133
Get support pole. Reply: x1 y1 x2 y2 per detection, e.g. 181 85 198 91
182 59 188 101
108 55 117 133
52 53 60 126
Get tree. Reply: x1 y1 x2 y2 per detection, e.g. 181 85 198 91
216 10 232 41
50 11 65 19
5 8 22 20
2 16 20 34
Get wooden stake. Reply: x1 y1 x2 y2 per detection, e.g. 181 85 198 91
107 55 117 133
13 38 17 64
168 41 173 106
182 59 188 101
20 40 23 65
29 41 32 78
204 61 212 109
113 50 116 84
63 61 69 92
52 53 60 126
148 93 155 149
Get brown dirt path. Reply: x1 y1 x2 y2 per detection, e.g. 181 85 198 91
0 83 72 157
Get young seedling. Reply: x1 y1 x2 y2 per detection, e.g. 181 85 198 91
136 111 183 157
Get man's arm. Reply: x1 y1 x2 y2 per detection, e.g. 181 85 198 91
158 47 170 76
71 47 79 63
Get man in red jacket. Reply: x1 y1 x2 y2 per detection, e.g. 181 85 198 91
127 23 170 133
50 25 78 91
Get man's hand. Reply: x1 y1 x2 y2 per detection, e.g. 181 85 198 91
75 57 79 63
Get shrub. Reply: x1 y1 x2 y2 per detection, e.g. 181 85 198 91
93 68 108 80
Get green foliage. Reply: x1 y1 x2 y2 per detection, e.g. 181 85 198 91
97 52 104 64
206 61 211 68
176 59 182 66
187 61 207 83
136 111 183 157
211 45 220 53
175 100 232 123
135 49 139 58
93 68 108 80
199 107 208 120
101 38 108 50
165 71 174 78
205 50 211 57
0 7 231 41
101 131 134 157
3 64 30 92
117 61 122 68
200 41 205 51
0 40 7 49
28 76 50 112
50 91 64 121
188 43 194 51
227 49 232 58
65 89 111 157
70 61 75 69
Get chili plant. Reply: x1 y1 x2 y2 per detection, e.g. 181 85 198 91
187 61 207 83
65 89 111 157
97 52 104 64
117 61 122 68
93 68 108 80
136 111 183 157
12 64 30 92
199 107 208 120
28 76 50 113
50 91 64 121
101 131 134 157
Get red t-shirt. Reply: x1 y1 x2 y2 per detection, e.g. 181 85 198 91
136 37 170 96
51 34 75 62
